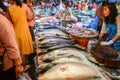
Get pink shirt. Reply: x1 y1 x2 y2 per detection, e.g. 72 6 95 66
22 3 34 27
0 14 22 71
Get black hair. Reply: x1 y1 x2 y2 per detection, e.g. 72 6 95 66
23 0 27 3
14 0 22 7
102 1 108 6
52 3 55 7
104 2 118 24
0 0 7 12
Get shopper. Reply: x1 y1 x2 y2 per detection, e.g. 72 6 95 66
81 1 86 10
7 0 34 68
61 1 73 20
97 3 120 51
90 1 106 33
22 0 35 41
76 2 81 10
0 1 23 80
51 3 57 16
0 0 11 20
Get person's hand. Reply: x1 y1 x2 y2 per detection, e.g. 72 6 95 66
15 65 24 78
91 41 100 46
100 40 113 46
116 16 120 23
36 14 42 18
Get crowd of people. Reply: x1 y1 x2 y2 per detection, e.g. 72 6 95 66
0 0 39 79
0 0 120 80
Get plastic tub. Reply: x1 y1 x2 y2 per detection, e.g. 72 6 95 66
77 37 90 48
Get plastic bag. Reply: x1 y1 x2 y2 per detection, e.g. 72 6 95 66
17 72 32 80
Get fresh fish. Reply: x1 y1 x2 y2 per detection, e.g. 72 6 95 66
38 62 55 74
41 47 87 61
38 35 70 41
38 62 50 70
37 29 66 36
42 54 82 63
38 27 58 32
38 55 84 74
39 43 58 49
38 33 66 40
41 52 69 61
38 34 60 41
38 39 51 45
57 26 69 34
39 44 75 54
39 39 75 46
38 36 71 44
44 44 75 51
38 62 100 80
67 28 98 38
37 23 54 27
51 55 83 64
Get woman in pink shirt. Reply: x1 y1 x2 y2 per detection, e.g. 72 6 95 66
0 0 23 79
22 0 35 41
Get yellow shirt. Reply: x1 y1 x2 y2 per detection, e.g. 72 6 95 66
8 4 33 55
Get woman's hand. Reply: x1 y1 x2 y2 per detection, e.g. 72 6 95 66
100 40 113 45
15 65 24 78
36 14 42 18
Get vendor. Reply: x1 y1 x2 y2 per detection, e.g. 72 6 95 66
97 2 120 52
90 1 106 33
62 1 73 20
58 1 77 22
51 3 57 16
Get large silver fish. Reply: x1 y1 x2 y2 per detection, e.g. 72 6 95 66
38 35 70 42
38 29 67 36
39 38 75 46
38 33 60 38
38 62 101 80
37 27 58 32
38 55 83 73
38 44 76 54
51 55 83 64
41 47 87 61
37 62 55 73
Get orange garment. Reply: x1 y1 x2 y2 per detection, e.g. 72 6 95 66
0 14 22 71
82 2 86 10
8 4 33 55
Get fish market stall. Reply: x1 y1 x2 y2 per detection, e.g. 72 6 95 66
33 16 111 80
33 5 120 80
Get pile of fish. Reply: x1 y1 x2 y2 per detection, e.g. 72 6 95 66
38 62 100 80
67 28 98 38
35 20 108 80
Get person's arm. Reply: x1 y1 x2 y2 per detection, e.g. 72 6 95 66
98 33 104 43
0 15 23 76
97 19 107 44
112 16 120 42
100 16 120 45
23 3 34 21
0 21 22 65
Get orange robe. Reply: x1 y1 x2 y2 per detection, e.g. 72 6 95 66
8 4 33 55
